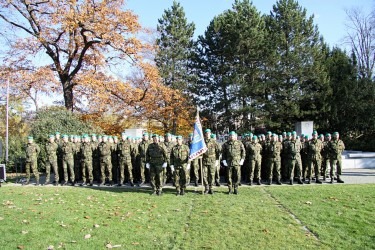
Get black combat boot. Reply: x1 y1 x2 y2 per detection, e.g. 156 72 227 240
176 189 180 196
130 181 134 187
315 177 322 184
337 176 344 183
44 181 50 185
228 188 233 195
268 179 272 185
306 178 311 184
248 180 253 186
234 188 238 195
289 179 293 185
297 179 304 184
257 179 261 185
276 179 282 185
35 180 40 186
150 190 157 195
180 189 185 196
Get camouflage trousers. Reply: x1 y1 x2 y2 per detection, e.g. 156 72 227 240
249 157 262 181
25 160 39 182
81 159 93 182
308 157 321 178
62 157 75 182
192 158 200 183
45 160 59 183
322 157 331 177
150 164 163 192
287 155 302 180
202 164 215 190
119 158 133 184
173 165 187 191
330 157 343 177
267 158 281 180
227 164 241 189
100 157 112 182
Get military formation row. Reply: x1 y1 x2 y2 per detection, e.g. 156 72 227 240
23 129 345 196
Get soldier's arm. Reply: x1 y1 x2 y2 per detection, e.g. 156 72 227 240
240 142 246 159
170 148 175 166
36 144 41 155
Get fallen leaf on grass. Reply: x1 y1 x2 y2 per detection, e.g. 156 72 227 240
84 234 91 239
132 242 140 245
262 229 269 234
0 217 4 221
106 243 122 248
17 245 24 249
47 245 54 250
22 220 29 224
93 224 100 228
84 216 90 219
305 201 312 205
21 231 28 234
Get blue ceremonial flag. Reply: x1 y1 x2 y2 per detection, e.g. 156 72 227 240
189 110 207 160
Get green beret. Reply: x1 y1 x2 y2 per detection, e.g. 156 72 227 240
143 132 148 136
319 134 324 138
229 131 236 135
121 132 126 136
165 133 171 136
75 135 80 139
272 133 277 137
62 134 68 138
326 133 331 137
313 130 318 135
83 134 89 138
210 134 216 138
305 135 309 139
102 135 108 139
333 132 339 135
152 134 158 138
189 133 193 137
176 135 183 139
113 136 118 139
91 134 97 137
70 135 75 138
48 135 55 139
27 136 33 140
204 129 211 133
292 131 297 135
252 135 257 140
287 132 291 136
55 132 60 135
267 131 272 135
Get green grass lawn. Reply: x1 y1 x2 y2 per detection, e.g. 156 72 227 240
1 184 374 249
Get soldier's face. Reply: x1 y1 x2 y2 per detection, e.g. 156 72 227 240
272 136 278 142
92 136 97 141
28 139 33 144
252 138 257 143
205 132 211 139
63 137 68 142
143 135 148 141
326 136 331 141
122 135 127 141
55 135 60 139
103 137 108 142
153 137 158 143
49 138 54 143
334 134 339 140
177 138 183 145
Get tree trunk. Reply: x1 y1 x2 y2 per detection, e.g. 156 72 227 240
62 79 74 111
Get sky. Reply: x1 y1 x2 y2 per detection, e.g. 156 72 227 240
126 0 374 49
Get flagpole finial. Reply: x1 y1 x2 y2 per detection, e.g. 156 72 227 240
196 106 200 112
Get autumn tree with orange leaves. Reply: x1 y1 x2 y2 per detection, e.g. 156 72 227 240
0 0 155 111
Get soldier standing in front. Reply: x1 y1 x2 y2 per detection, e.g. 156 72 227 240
146 134 168 196
221 131 246 194
170 135 190 195
202 129 221 194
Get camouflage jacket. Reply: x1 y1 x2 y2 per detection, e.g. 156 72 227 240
202 138 221 165
170 144 190 167
222 140 246 166
26 142 40 162
45 141 58 162
146 142 167 165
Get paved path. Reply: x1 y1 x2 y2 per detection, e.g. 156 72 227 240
1 168 374 187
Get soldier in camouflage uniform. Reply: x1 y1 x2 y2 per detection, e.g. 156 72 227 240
307 131 323 184
321 133 332 181
146 134 168 196
163 133 175 185
74 135 82 182
60 134 76 185
281 132 289 181
170 135 190 195
222 131 246 194
264 134 282 185
91 134 100 182
202 129 221 194
285 132 303 185
117 133 137 186
25 136 40 185
137 132 149 186
44 134 59 185
329 132 345 183
98 135 113 186
55 132 64 183
80 134 95 186
301 135 309 181
246 135 262 185
211 134 222 187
